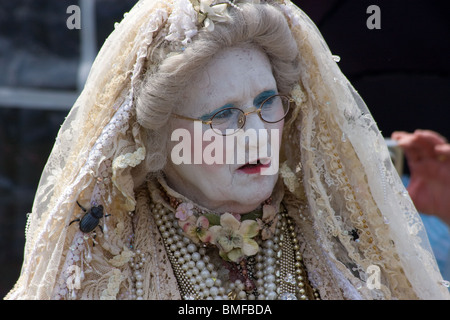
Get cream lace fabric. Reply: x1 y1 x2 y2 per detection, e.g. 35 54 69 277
6 0 450 300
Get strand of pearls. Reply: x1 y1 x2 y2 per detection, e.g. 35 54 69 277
255 237 277 299
129 249 146 300
226 0 244 11
153 203 229 299
276 211 307 299
131 200 320 300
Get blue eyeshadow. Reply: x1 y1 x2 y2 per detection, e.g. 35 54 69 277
199 103 235 121
253 90 277 107
198 90 277 120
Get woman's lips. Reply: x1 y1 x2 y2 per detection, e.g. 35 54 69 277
237 159 271 174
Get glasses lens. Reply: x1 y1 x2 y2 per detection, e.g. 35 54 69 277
260 95 290 123
211 108 245 135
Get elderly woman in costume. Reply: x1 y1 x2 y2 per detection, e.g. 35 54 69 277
6 0 450 300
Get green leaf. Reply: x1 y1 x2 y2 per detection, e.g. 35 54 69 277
203 213 220 226
240 209 262 221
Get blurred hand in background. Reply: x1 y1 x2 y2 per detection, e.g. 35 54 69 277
392 129 450 226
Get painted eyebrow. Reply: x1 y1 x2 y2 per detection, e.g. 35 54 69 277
199 90 278 121
253 90 277 106
199 103 235 121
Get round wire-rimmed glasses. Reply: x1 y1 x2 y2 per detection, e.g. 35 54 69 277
172 94 293 136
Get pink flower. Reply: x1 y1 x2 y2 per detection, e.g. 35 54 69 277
231 212 241 221
179 215 213 244
175 202 194 221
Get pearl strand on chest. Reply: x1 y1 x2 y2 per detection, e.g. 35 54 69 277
132 201 320 300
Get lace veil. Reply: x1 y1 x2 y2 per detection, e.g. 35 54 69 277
6 0 449 299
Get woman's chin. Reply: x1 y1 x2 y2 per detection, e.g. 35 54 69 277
227 179 276 211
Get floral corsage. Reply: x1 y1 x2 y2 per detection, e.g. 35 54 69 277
175 201 278 263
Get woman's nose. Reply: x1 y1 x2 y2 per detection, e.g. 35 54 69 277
240 112 269 160
243 110 266 131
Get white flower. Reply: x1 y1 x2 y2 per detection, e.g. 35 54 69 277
198 0 230 32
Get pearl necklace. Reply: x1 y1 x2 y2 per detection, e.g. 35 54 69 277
134 200 320 300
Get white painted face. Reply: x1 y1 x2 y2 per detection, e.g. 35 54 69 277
164 45 284 214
